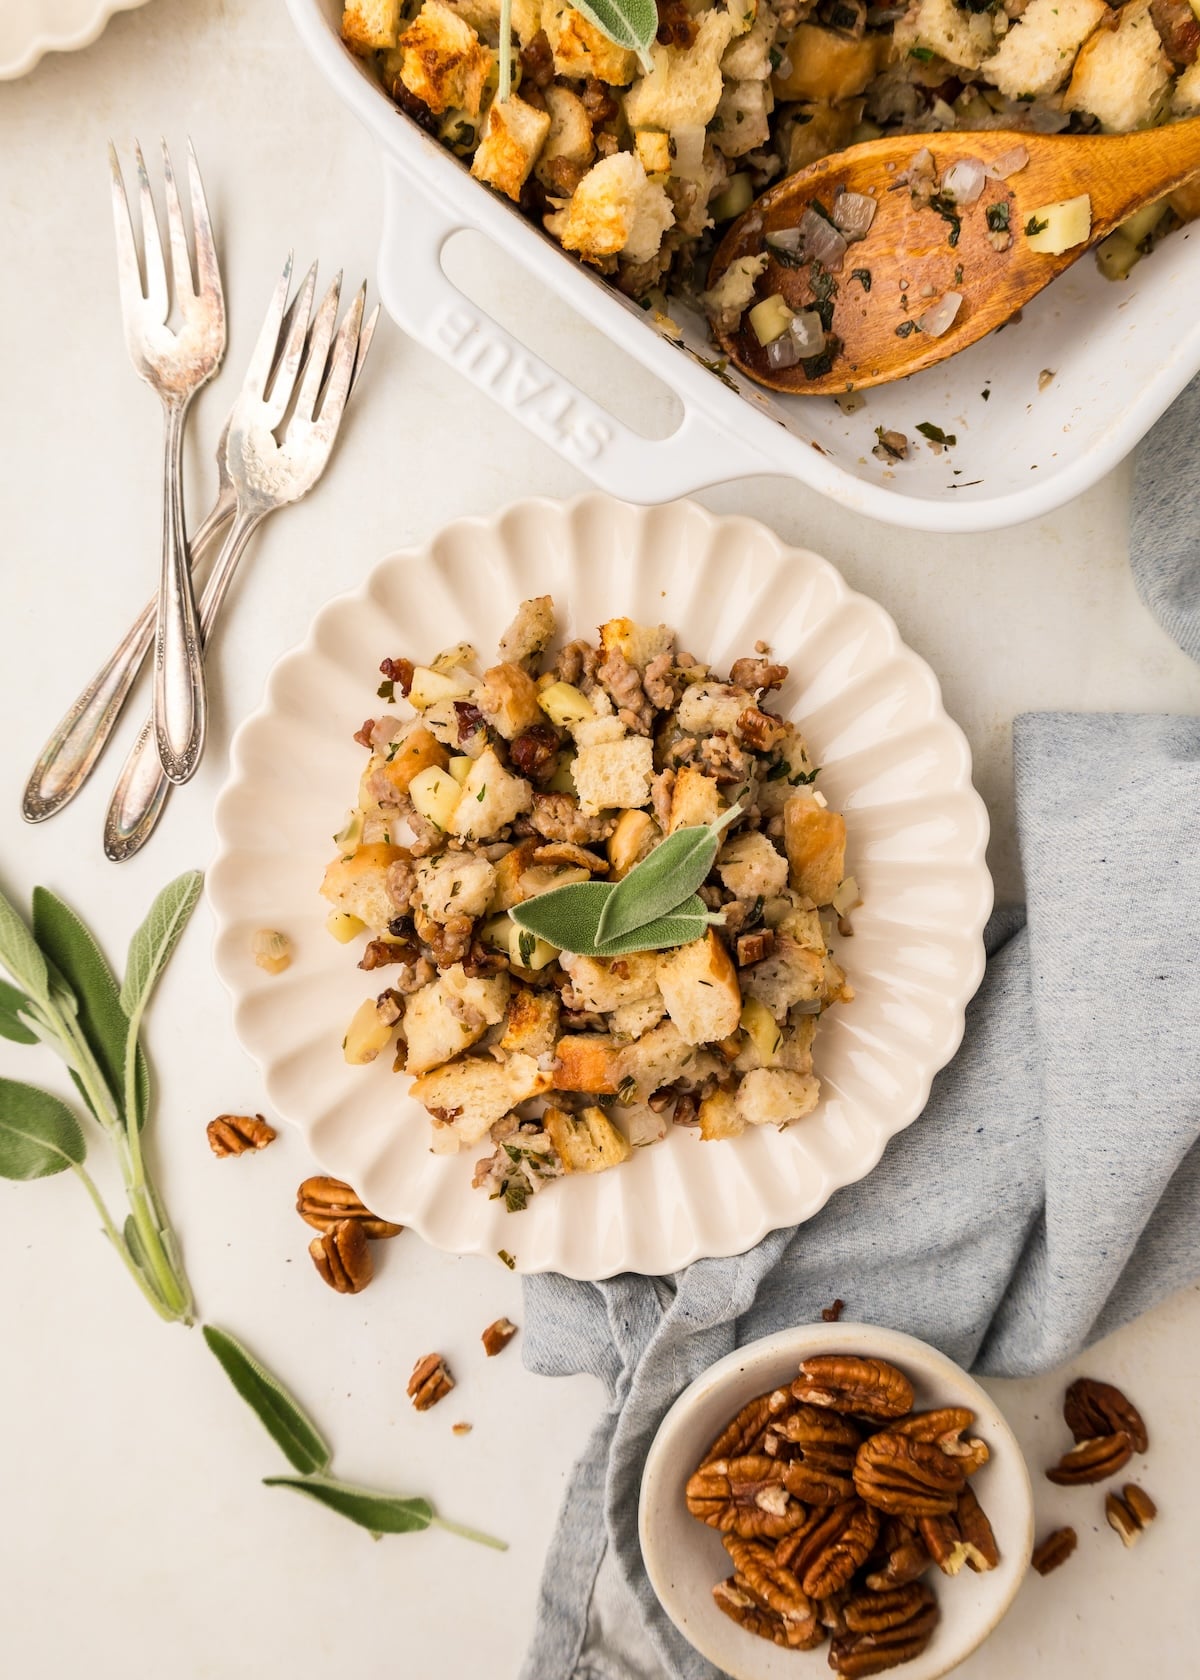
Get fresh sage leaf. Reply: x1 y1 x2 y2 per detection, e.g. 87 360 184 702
119 870 203 1022
572 0 657 69
203 1326 332 1476
509 880 614 954
595 806 741 946
264 1476 507 1550
594 896 722 956
32 889 149 1128
0 979 38 1044
0 885 50 1007
0 1079 86 1179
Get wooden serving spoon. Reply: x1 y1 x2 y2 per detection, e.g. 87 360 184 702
708 121 1200 395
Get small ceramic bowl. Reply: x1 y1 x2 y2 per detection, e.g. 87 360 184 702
639 1323 1034 1680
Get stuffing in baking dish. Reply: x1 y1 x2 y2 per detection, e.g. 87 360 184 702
342 0 1200 371
320 596 856 1209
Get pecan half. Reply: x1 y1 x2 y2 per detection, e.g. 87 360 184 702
407 1352 455 1411
1106 1484 1157 1547
1031 1527 1077 1576
359 937 419 971
308 1220 372 1293
891 1408 983 1462
729 656 788 692
762 1404 861 1504
1046 1431 1132 1486
736 929 776 967
864 1519 930 1590
712 1578 824 1650
379 656 414 697
855 1432 965 1517
206 1112 276 1156
686 1455 805 1539
830 1582 938 1677
1063 1377 1148 1454
775 1499 880 1599
722 1535 815 1623
822 1299 846 1323
918 1483 999 1576
700 1388 793 1467
296 1175 404 1239
481 1316 518 1357
793 1356 914 1420
532 842 609 874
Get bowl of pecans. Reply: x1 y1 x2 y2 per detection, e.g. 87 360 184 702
639 1323 1034 1679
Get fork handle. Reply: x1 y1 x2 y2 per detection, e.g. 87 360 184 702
153 399 208 784
21 493 234 822
104 509 262 862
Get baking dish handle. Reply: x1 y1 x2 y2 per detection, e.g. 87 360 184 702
378 160 767 501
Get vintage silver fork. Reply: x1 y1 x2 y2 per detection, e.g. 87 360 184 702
22 257 308 823
110 138 226 786
103 267 379 861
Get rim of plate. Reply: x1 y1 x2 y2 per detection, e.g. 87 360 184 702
209 494 993 1279
0 0 151 79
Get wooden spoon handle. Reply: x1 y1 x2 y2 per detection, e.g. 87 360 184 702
1079 119 1200 237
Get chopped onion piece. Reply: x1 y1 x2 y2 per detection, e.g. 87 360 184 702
831 875 861 917
790 310 827 357
832 191 877 241
766 226 802 254
671 125 706 182
766 333 800 370
917 291 963 338
798 206 848 270
941 157 986 207
985 144 1030 181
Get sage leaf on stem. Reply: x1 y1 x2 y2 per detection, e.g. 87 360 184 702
203 1326 332 1476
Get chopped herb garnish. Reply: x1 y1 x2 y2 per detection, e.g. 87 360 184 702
808 198 835 226
908 44 933 60
376 679 395 702
790 767 820 785
517 929 536 969
986 203 1010 234
929 192 961 247
616 1075 638 1106
502 1177 529 1213
850 267 872 291
768 46 781 68
476 784 487 800
916 421 957 446
1025 214 1049 236
953 263 964 286
810 261 839 304
498 1249 516 1270
981 387 991 401
764 759 791 781
895 320 920 337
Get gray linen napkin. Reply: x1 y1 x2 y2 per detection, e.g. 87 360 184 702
519 409 1200 1679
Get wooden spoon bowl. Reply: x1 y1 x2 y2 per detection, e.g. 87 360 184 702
709 122 1200 396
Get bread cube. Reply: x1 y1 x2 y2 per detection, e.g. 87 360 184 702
1063 0 1172 129
741 935 825 1019
735 1067 821 1127
411 1050 552 1144
572 735 655 815
471 95 552 203
396 0 491 115
478 661 544 739
668 767 724 834
711 79 773 158
553 1018 694 1094
599 617 675 671
320 842 408 934
403 974 497 1074
698 1086 745 1140
893 0 995 72
448 746 533 840
783 793 846 906
718 830 789 900
543 2 639 82
734 1011 816 1073
624 7 742 130
498 595 556 666
543 1104 633 1173
982 0 1107 99
545 153 675 265
499 986 561 1056
442 0 541 45
608 995 668 1040
374 725 450 800
342 0 403 53
722 6 778 80
677 681 748 734
771 23 885 98
559 949 661 1013
657 930 742 1045
414 852 497 922
537 86 597 190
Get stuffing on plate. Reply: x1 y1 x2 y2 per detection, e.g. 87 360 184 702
343 0 1200 369
320 597 856 1211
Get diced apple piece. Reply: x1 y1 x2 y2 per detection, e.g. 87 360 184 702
343 997 394 1065
326 911 366 943
1024 194 1091 256
539 681 595 729
408 764 462 831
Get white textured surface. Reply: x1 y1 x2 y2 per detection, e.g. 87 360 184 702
209 496 991 1277
1 2 1200 1678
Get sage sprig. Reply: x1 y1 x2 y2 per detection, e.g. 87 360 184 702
206 1327 506 1550
509 807 739 957
0 872 200 1323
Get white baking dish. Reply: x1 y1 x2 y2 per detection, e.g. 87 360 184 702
288 0 1200 532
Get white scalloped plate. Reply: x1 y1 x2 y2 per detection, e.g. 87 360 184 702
209 496 992 1278
0 0 151 79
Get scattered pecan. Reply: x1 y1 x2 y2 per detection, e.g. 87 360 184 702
830 1582 938 1677
296 1175 404 1239
451 1421 473 1437
408 1352 455 1411
712 1578 823 1649
822 1299 846 1323
353 718 376 748
379 656 414 697
686 1455 806 1539
1150 0 1200 65
737 706 787 753
794 1356 915 1420
1063 1377 1148 1454
1106 1483 1157 1547
532 841 609 873
736 929 776 967
359 937 417 971
309 1219 373 1293
482 1316 518 1357
775 1499 880 1599
700 1388 792 1467
892 1408 989 1473
543 155 591 198
854 1432 965 1517
729 657 788 692
1045 1431 1133 1486
206 1112 276 1157
509 722 562 781
1031 1526 1077 1576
